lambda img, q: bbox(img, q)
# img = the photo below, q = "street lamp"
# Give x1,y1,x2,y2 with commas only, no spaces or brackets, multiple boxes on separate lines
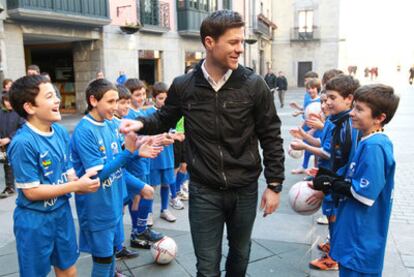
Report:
244,35,258,68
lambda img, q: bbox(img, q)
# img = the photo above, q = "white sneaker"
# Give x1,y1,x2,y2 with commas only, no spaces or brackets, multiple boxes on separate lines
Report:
147,213,153,227
177,190,189,201
316,216,329,225
170,198,185,210
182,180,189,193
160,209,176,222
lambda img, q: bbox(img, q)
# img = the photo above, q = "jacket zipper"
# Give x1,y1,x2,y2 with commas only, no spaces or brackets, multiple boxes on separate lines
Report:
215,92,228,188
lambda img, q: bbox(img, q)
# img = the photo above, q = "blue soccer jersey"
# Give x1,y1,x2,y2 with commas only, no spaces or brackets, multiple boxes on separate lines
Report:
146,106,174,170
7,123,73,212
317,119,334,169
71,114,132,232
330,133,395,274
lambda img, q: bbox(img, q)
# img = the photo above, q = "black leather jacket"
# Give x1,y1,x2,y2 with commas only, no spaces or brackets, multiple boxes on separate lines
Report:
138,62,285,189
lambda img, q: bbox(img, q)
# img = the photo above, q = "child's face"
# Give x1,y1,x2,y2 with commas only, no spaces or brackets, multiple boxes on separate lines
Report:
350,101,383,136
320,94,330,116
154,92,167,109
116,98,130,117
326,90,353,115
307,87,319,99
26,83,61,122
4,81,12,91
3,99,12,111
91,89,119,120
131,88,146,109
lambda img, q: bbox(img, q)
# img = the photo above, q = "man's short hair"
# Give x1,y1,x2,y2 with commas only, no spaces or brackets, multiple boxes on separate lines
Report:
304,71,319,79
200,10,245,46
354,84,400,126
124,78,146,94
9,75,49,118
85,79,117,111
152,82,168,98
322,69,343,86
27,64,40,74
116,84,131,100
325,75,360,98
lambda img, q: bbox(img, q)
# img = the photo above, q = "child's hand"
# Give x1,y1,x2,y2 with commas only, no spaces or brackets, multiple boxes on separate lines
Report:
124,131,139,153
290,139,305,150
119,119,143,134
138,138,163,158
306,190,324,206
153,133,175,146
170,132,185,142
306,117,324,130
305,167,318,177
0,137,11,146
76,171,100,194
292,110,303,117
289,127,304,139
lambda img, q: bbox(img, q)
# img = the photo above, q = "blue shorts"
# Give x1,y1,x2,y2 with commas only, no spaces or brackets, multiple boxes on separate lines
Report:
124,171,146,203
150,168,175,186
340,265,381,277
79,217,124,257
14,202,79,277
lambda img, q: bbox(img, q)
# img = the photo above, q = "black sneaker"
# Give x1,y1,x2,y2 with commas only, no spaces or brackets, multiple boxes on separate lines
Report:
130,228,164,249
115,246,139,260
0,188,15,199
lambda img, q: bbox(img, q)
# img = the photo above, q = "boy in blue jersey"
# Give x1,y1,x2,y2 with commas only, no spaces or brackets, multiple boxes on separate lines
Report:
7,75,100,277
310,74,360,271
292,78,322,174
313,84,399,277
290,71,319,117
113,85,165,250
71,79,139,276
147,82,179,222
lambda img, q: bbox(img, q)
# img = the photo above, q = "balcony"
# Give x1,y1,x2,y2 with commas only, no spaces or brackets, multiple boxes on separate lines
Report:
253,13,276,40
6,0,110,27
139,0,170,34
290,26,320,42
176,0,208,37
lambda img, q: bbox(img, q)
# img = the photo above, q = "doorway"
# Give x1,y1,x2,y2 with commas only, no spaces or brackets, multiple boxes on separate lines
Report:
297,61,312,87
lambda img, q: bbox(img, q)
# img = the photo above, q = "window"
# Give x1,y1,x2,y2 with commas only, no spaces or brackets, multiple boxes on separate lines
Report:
222,0,231,9
209,0,217,11
298,10,313,32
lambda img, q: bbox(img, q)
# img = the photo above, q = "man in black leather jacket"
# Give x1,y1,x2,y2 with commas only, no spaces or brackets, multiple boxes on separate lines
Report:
120,10,285,277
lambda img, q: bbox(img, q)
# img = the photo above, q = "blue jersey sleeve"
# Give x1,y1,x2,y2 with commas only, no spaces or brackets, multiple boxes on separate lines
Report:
8,139,40,189
350,144,386,206
72,127,105,173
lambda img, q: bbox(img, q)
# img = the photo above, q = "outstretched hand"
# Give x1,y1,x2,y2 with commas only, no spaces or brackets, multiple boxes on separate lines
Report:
138,138,164,158
119,119,144,134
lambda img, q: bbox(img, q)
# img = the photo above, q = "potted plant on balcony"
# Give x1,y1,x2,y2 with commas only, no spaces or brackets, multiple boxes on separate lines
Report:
120,21,142,34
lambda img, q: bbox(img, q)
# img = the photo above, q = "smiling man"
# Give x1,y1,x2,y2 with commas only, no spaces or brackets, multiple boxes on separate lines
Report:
120,10,285,276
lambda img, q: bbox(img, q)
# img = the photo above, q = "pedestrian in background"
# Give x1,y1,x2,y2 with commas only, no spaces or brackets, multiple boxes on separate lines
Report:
264,67,277,95
276,71,288,108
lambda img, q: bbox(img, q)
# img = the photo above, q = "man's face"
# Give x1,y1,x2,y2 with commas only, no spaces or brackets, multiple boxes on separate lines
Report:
27,83,61,122
205,27,244,70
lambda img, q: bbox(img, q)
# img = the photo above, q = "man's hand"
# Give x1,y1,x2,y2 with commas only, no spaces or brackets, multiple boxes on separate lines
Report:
76,171,100,194
260,189,281,217
119,119,144,134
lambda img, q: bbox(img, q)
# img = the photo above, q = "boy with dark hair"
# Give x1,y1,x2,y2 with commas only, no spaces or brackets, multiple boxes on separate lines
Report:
0,92,24,198
119,9,285,276
70,79,139,276
146,82,180,219
313,84,399,276
310,74,360,271
27,64,40,76
7,75,100,277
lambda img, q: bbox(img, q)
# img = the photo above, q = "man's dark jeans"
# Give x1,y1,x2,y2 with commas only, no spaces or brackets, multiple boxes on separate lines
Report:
189,181,258,277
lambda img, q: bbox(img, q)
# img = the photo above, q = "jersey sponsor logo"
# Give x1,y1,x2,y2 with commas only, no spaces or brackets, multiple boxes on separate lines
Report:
44,197,57,207
102,168,123,189
111,142,119,155
360,178,370,188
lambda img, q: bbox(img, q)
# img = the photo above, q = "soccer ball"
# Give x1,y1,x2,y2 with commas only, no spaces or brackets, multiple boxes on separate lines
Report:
288,146,304,159
151,236,177,264
288,181,322,215
305,102,322,120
